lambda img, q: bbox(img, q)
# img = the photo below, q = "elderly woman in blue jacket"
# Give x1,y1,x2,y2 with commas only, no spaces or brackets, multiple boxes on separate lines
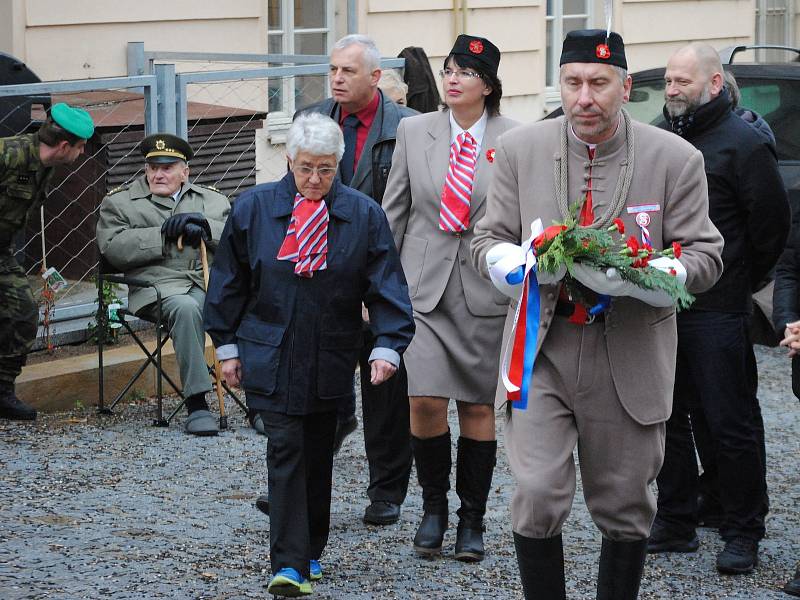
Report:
204,112,414,597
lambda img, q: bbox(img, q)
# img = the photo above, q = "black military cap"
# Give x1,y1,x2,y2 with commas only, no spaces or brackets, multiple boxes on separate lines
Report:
448,34,501,77
140,133,194,164
560,29,627,70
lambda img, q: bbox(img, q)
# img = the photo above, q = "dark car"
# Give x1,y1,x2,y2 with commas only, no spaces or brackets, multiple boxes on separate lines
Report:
546,45,800,212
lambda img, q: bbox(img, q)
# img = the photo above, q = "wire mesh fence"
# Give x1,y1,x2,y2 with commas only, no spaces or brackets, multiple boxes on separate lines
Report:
1,55,402,350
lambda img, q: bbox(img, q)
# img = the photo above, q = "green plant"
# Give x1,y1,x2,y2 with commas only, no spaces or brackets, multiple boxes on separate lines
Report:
88,279,123,345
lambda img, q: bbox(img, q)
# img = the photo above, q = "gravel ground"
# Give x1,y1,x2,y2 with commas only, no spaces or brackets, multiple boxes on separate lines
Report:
1,346,798,599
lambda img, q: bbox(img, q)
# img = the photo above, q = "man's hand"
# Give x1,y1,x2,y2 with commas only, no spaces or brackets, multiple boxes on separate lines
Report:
570,264,633,296
161,212,211,242
220,358,242,387
370,359,397,385
780,320,800,357
183,223,209,248
486,242,528,298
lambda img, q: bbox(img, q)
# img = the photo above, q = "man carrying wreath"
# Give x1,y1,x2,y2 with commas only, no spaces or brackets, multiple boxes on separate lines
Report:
471,30,723,599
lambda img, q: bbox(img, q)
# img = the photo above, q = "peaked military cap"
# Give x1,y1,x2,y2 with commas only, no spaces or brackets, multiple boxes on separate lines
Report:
560,29,627,70
448,35,501,77
140,133,194,164
50,103,95,139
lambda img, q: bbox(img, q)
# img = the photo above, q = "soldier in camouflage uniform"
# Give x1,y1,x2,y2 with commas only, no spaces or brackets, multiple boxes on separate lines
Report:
0,103,94,420
96,133,240,436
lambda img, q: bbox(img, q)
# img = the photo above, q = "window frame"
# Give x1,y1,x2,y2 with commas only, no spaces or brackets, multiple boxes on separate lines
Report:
545,0,594,108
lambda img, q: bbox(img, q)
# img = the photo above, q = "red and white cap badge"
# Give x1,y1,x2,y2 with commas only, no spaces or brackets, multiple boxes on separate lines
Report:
469,39,484,54
596,44,611,60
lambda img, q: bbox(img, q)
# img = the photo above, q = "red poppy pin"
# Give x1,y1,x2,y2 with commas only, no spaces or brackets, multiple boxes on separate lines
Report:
469,39,484,54
486,148,496,163
596,44,611,60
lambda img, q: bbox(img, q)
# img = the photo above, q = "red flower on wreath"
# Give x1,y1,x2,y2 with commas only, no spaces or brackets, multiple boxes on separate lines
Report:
625,236,640,256
534,225,568,250
486,148,496,163
672,241,682,259
613,218,625,234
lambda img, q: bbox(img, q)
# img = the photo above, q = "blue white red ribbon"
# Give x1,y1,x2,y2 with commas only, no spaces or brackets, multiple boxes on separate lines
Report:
500,219,544,411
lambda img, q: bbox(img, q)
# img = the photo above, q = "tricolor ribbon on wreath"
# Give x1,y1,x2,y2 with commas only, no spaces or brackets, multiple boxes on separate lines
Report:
486,219,545,411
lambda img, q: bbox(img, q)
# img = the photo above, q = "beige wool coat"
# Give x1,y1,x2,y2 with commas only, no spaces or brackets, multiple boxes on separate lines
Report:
471,114,724,425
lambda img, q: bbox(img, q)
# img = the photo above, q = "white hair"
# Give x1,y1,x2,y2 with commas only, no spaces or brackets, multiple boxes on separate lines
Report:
333,34,381,71
286,113,345,161
379,69,408,95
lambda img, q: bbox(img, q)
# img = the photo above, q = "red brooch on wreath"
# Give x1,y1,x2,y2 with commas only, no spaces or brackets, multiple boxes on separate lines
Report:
596,44,611,60
486,148,496,163
469,40,484,54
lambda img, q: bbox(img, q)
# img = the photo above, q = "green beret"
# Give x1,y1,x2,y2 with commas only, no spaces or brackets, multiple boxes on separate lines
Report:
50,103,95,140
140,133,194,163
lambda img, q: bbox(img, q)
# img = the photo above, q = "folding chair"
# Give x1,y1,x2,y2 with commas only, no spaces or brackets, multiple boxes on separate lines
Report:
96,254,247,427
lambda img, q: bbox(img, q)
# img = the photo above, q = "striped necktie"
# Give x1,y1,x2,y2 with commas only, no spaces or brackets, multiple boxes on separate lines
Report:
276,193,329,277
439,131,476,232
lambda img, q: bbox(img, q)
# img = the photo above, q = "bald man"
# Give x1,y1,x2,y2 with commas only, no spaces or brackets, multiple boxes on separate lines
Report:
650,43,789,574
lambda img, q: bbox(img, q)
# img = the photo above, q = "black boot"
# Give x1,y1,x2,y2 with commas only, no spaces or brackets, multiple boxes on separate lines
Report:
411,431,451,556
513,532,566,600
0,382,36,420
596,537,648,600
454,436,496,562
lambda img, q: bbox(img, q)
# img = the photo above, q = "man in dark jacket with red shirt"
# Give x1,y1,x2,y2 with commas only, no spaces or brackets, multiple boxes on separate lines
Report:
650,42,790,574
293,34,418,527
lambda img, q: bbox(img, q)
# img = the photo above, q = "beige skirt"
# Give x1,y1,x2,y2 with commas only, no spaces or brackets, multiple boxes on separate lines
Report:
404,263,505,404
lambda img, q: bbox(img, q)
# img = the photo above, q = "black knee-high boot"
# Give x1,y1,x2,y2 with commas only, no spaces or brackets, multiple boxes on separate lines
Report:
513,532,566,600
455,436,497,561
596,537,648,600
411,430,451,555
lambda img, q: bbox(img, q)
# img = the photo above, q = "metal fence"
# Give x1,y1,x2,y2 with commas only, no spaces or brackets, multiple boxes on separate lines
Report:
0,51,404,349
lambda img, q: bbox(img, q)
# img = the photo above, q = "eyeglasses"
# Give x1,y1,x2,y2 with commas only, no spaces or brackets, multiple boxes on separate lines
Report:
294,165,338,178
439,68,482,80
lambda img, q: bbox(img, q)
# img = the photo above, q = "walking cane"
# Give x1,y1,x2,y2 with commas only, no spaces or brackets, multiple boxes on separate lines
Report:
178,235,228,429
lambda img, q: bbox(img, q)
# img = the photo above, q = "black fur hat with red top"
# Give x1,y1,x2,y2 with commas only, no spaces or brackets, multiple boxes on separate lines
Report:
448,34,501,77
560,29,627,70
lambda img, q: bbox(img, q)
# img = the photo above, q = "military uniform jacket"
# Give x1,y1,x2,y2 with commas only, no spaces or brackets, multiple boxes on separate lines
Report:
0,133,53,256
472,114,724,425
96,175,231,314
203,173,415,415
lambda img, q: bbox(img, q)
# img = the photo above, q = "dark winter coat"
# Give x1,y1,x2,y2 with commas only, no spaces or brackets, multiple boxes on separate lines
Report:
203,173,414,415
662,89,790,313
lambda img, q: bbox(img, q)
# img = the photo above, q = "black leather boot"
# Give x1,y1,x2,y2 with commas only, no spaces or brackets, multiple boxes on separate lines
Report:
454,436,497,562
411,430,451,556
0,382,36,420
596,537,648,600
513,532,566,600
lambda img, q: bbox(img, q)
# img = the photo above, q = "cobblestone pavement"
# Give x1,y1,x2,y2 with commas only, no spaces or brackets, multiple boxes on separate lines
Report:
1,346,798,599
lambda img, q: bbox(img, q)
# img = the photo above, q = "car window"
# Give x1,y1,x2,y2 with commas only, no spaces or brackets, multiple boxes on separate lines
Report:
739,84,781,116
626,81,667,126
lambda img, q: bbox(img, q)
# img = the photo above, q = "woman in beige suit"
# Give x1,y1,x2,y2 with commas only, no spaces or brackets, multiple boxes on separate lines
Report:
382,34,518,562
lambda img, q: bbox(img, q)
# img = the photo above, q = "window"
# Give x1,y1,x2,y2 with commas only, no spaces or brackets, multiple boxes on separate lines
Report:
755,0,794,62
545,0,592,99
267,0,334,115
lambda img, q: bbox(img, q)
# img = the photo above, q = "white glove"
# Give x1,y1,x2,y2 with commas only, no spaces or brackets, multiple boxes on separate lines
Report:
648,256,687,285
535,263,566,285
620,256,686,307
569,263,634,296
487,243,527,299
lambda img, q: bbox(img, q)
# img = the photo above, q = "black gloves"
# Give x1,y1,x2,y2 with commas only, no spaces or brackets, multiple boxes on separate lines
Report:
161,212,211,248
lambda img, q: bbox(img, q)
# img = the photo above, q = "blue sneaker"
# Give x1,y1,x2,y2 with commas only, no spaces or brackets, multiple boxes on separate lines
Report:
267,567,312,597
309,559,322,581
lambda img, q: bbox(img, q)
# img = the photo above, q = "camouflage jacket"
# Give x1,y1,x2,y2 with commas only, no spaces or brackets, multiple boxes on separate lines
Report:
0,133,53,254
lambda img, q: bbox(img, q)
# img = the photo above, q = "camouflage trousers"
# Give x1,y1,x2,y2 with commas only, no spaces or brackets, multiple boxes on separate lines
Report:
0,257,37,384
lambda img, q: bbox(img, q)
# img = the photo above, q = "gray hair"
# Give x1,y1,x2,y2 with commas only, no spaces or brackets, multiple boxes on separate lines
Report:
379,69,408,102
333,34,381,71
723,69,740,108
286,113,345,161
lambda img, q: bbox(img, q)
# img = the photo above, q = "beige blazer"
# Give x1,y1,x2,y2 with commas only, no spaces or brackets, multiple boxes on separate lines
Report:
472,115,724,424
383,110,519,316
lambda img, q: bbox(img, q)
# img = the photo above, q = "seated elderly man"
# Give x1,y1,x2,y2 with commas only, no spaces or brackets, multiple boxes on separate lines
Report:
97,133,252,436
204,113,414,597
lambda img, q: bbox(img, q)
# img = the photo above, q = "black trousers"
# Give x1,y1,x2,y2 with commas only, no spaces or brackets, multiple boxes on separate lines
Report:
656,311,767,541
338,332,412,506
260,410,337,579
